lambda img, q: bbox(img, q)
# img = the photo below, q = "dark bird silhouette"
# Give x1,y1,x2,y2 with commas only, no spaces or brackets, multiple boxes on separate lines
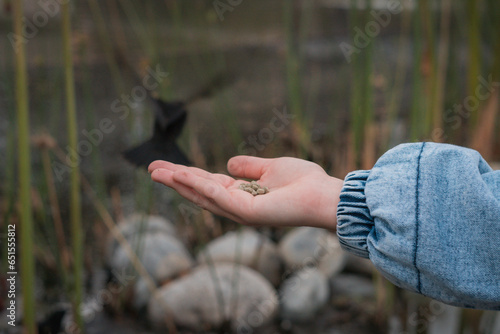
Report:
123,73,232,168
123,98,190,167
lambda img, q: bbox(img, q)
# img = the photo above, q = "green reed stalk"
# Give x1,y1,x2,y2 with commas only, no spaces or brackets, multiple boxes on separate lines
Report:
145,1,160,66
283,1,301,120
348,0,374,167
488,0,500,149
106,0,129,65
41,147,71,274
162,0,182,99
410,2,425,141
361,1,374,167
284,0,307,157
482,0,500,145
87,0,125,93
348,1,362,165
61,1,84,330
81,46,106,201
431,0,452,135
119,0,155,57
298,1,313,63
385,5,411,149
420,0,437,136
486,0,500,80
466,0,481,128
298,1,316,153
213,56,245,153
12,0,37,331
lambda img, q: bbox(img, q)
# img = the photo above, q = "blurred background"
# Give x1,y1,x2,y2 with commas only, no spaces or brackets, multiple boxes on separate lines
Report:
1,0,500,333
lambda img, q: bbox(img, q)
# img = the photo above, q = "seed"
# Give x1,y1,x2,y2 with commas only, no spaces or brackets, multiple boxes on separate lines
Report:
238,181,269,196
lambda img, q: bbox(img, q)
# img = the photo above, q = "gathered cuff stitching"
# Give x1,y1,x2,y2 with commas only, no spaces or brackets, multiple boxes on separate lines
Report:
336,170,374,259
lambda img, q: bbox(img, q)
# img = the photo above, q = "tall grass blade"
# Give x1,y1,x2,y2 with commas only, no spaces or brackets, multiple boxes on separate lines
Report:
87,0,126,93
284,0,308,157
12,0,37,331
40,145,71,273
410,2,425,141
349,0,374,168
61,1,84,330
118,0,155,57
466,0,481,128
420,0,437,136
360,0,374,168
431,0,452,137
385,4,411,149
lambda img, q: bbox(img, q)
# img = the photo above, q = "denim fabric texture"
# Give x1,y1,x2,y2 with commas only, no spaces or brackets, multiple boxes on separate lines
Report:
337,142,500,310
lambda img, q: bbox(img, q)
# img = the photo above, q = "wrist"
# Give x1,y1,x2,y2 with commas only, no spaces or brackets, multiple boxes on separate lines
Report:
315,175,343,232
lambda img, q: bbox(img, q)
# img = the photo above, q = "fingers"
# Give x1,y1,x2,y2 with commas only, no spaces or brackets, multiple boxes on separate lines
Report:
149,160,234,187
172,170,231,206
172,170,256,222
151,169,206,208
150,167,174,184
151,165,261,224
152,168,234,218
227,156,272,179
148,160,175,173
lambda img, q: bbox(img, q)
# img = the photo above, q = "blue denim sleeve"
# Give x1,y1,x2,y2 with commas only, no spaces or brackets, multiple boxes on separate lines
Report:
336,142,500,310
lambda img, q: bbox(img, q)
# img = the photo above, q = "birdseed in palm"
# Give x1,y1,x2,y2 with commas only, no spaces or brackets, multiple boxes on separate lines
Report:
238,181,269,196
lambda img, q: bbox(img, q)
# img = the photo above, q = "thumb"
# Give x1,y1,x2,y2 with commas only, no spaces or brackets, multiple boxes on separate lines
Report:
227,156,272,179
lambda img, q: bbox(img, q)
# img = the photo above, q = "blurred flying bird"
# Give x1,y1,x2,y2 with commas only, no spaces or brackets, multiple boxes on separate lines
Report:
123,98,190,167
122,73,232,168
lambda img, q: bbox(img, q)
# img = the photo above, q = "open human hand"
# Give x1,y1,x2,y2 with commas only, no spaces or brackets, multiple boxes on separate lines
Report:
149,156,343,230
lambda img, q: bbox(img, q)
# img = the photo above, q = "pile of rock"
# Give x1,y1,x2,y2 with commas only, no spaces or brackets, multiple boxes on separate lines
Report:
106,215,373,332
106,214,194,310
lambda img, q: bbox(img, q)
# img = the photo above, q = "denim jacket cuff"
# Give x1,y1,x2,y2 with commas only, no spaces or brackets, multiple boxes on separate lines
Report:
336,170,373,259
